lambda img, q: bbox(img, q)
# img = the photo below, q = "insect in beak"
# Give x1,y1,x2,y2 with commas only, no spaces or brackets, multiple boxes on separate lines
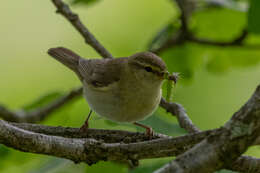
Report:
163,72,179,84
164,72,179,102
168,72,179,84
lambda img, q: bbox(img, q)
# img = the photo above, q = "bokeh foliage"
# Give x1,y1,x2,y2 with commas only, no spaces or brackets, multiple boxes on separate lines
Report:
0,0,260,173
248,0,260,34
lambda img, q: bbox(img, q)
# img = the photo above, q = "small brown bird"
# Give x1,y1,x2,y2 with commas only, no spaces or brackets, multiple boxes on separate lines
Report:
48,47,176,136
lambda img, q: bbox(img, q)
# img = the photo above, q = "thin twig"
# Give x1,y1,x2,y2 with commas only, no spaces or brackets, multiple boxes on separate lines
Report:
188,29,248,46
51,0,113,59
160,98,200,133
154,27,249,54
0,87,82,123
174,0,196,33
150,31,186,54
202,0,248,12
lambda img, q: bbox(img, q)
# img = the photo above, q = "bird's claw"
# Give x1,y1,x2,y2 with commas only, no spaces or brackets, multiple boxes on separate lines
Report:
145,127,154,139
79,122,89,133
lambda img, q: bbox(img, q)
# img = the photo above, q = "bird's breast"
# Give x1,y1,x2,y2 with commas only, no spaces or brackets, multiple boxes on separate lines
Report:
83,80,162,123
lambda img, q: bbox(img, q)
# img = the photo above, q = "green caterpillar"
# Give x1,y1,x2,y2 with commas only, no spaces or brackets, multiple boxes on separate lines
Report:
164,72,178,102
166,79,173,102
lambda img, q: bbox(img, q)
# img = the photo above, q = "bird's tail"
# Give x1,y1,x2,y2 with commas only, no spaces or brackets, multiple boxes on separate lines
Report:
48,47,83,80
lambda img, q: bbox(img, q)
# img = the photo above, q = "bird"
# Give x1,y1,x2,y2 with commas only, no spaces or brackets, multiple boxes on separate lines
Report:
48,47,177,136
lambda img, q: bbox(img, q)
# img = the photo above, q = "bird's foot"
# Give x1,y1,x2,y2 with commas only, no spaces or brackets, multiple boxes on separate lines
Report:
133,122,155,140
145,127,154,139
79,122,89,133
80,110,92,133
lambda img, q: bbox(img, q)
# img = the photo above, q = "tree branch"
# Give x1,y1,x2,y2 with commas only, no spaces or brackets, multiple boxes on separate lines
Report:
202,0,248,12
1,120,259,172
0,120,207,165
0,87,82,123
188,29,248,46
153,26,250,54
51,0,113,59
154,84,260,173
150,31,186,54
174,0,193,32
151,0,251,54
229,156,260,173
150,0,194,54
160,98,200,133
9,122,171,143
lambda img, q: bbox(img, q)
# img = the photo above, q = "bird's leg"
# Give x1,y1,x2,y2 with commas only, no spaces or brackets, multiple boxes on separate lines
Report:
133,122,154,138
80,110,93,132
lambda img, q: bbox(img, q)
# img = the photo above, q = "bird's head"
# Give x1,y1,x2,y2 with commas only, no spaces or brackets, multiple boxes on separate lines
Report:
128,52,168,87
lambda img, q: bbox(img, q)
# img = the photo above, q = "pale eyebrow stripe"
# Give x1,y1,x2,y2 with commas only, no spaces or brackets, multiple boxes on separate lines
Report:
132,61,163,77
135,61,161,71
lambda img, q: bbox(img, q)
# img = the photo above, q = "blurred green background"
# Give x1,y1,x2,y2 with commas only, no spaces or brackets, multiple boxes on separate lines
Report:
0,0,260,172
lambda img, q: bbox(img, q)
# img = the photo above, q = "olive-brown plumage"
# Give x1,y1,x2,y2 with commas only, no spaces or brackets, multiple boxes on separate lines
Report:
48,47,168,135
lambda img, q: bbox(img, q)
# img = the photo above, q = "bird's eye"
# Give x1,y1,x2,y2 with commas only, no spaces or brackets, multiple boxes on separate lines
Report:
144,66,152,72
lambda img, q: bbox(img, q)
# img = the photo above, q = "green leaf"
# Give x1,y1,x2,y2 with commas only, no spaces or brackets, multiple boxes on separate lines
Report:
166,79,173,102
71,0,100,5
104,119,119,127
129,160,170,173
159,8,260,75
139,114,186,136
191,8,260,73
0,145,10,158
22,91,63,111
85,161,126,173
191,8,246,39
205,46,260,73
29,158,69,173
206,51,231,73
161,44,204,80
248,0,260,34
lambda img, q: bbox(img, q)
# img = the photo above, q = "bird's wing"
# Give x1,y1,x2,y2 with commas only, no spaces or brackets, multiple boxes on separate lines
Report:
78,58,125,87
